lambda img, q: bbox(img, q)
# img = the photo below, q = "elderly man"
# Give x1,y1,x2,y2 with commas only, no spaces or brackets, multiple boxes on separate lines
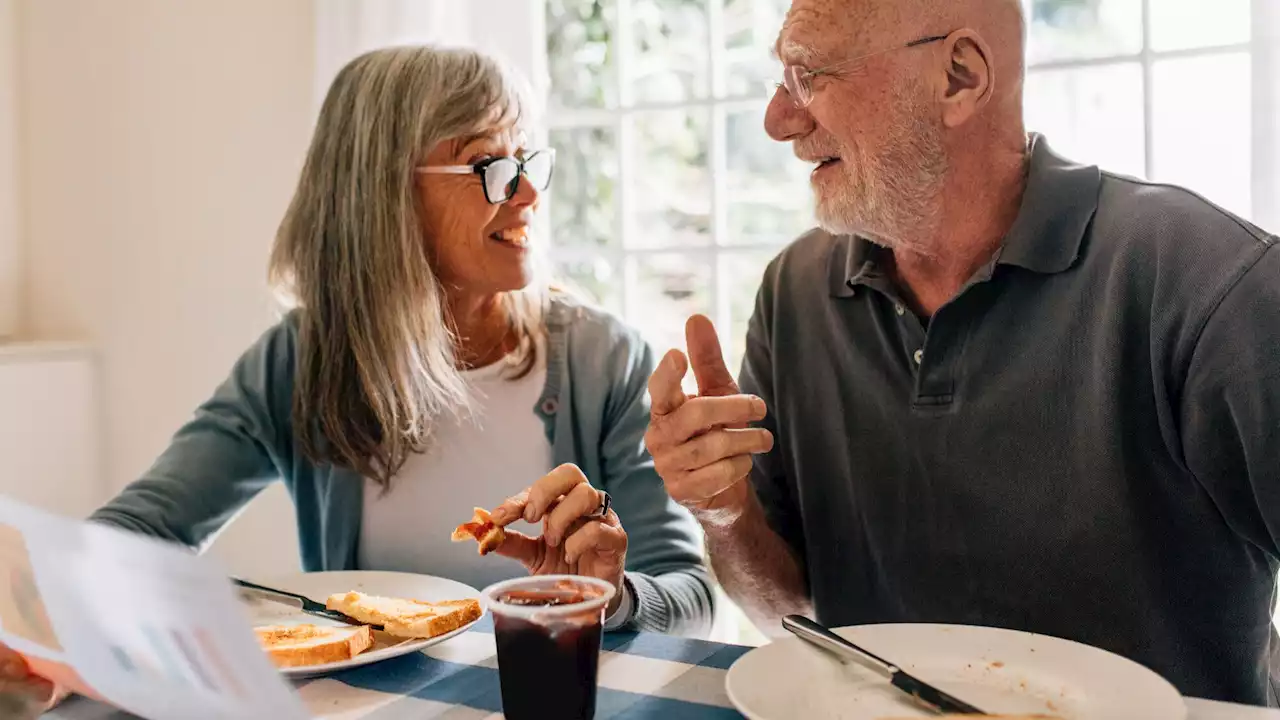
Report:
644,0,1280,708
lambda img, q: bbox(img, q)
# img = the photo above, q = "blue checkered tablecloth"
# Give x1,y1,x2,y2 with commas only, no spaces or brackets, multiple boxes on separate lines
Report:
44,616,1280,719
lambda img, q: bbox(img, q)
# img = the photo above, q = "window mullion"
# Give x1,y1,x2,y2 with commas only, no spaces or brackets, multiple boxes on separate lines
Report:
616,0,636,319
708,0,731,343
1140,0,1155,181
1253,0,1280,229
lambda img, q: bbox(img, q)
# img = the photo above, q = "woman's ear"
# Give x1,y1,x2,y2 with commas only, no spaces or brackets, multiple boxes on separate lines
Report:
938,29,995,128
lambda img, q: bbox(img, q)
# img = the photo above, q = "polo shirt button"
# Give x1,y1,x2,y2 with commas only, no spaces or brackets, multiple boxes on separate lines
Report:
541,398,559,415
895,304,906,316
913,349,923,365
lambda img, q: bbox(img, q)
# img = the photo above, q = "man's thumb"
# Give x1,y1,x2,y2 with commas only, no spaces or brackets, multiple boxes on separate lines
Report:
685,314,738,397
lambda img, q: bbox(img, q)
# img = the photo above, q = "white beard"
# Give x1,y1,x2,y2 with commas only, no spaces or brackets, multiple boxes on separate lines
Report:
812,87,948,255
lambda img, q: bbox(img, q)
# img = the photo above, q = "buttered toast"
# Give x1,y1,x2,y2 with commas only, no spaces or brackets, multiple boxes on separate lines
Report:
326,591,482,639
254,624,374,668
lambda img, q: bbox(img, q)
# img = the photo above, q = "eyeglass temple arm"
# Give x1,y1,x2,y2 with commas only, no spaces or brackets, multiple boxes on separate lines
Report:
415,166,475,175
806,33,952,78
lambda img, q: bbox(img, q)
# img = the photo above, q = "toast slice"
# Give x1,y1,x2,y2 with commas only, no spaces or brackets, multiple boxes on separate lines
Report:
254,623,374,668
451,507,506,555
326,591,482,639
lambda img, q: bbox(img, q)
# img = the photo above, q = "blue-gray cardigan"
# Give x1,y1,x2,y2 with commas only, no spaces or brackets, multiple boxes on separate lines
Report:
91,295,715,636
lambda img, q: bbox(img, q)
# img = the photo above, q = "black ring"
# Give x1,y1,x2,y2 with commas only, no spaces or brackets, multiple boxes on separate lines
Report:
589,490,612,519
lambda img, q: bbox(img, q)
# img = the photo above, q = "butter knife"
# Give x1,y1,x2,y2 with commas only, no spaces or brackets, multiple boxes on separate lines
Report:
233,577,383,631
782,614,987,715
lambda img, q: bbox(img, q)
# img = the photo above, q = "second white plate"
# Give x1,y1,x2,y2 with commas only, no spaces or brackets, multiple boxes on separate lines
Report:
725,622,1186,719
239,570,483,679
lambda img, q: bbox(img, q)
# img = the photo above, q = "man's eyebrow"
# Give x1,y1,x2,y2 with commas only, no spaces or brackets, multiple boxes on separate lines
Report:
777,38,822,66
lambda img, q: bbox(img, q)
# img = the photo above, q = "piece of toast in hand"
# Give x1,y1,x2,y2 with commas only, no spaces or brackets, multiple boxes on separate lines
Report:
254,623,374,668
451,507,505,555
326,591,482,639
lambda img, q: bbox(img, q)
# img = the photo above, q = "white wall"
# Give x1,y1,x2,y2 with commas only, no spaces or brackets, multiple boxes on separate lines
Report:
17,0,315,576
0,345,99,517
0,0,20,338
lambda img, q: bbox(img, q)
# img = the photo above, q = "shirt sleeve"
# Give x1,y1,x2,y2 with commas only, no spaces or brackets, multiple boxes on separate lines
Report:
1179,242,1280,556
738,261,808,568
88,320,296,551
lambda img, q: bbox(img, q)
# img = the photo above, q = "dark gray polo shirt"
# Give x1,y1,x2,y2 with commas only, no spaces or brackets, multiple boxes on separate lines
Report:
741,133,1280,706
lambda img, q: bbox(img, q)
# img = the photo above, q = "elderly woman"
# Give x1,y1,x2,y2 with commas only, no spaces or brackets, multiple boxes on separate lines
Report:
96,45,713,630
1,50,713,710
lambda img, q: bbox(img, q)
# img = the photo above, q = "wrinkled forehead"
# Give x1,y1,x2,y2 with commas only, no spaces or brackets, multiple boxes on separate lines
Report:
774,0,889,65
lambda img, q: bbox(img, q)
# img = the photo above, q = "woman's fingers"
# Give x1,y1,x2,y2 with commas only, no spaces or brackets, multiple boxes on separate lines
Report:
488,489,530,527
562,514,626,566
543,482,605,547
521,464,590,523
489,529,544,570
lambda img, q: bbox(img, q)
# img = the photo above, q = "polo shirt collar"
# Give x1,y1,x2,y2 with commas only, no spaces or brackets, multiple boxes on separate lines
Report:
829,133,1102,297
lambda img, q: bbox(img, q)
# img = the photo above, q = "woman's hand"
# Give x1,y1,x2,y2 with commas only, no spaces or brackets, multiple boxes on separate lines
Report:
0,642,65,719
489,464,628,615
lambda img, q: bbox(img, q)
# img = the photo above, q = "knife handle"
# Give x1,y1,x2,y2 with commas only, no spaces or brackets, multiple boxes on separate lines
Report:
232,577,314,608
781,614,894,677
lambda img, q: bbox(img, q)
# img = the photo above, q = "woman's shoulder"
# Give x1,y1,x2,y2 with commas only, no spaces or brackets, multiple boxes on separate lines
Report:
548,292,650,352
547,291,656,377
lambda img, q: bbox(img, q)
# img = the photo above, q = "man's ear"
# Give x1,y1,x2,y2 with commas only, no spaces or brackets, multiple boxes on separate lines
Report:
938,29,995,128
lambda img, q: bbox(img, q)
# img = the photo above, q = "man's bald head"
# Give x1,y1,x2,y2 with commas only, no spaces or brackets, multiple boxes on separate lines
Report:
777,0,1026,95
766,0,1030,249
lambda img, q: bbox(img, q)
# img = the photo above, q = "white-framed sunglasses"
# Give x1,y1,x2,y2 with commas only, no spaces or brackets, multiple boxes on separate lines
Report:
416,149,556,205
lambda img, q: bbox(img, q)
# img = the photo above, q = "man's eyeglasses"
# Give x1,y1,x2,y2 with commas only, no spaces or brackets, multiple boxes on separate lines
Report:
781,33,951,109
416,149,556,205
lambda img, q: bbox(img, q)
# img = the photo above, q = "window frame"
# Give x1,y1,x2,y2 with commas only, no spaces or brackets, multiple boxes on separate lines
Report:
538,0,1278,371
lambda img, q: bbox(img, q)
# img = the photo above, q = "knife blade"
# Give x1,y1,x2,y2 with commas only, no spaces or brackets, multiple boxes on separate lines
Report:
782,614,988,715
233,577,382,631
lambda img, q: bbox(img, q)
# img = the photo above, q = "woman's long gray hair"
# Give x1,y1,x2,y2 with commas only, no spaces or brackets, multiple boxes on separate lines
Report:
269,45,545,488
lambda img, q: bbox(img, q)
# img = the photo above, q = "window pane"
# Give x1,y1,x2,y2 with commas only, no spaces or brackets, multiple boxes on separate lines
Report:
1150,0,1249,51
632,0,710,104
547,0,617,109
629,254,713,392
1024,63,1145,179
1152,53,1252,220
726,106,814,244
1025,0,1142,65
724,0,789,98
632,111,712,248
554,256,622,312
724,250,778,377
549,126,618,251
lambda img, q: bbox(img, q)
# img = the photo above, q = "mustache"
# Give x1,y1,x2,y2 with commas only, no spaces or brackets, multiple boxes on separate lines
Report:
793,141,845,163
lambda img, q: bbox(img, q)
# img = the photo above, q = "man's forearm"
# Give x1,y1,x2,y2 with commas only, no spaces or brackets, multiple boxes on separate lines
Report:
701,493,811,635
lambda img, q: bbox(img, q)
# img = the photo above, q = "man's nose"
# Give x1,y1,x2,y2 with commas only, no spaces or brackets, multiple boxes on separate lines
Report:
764,84,816,142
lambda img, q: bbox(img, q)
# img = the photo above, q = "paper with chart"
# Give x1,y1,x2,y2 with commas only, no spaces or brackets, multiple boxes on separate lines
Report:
0,495,308,720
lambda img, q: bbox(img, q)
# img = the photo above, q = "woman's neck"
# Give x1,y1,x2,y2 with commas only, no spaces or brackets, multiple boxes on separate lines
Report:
447,292,514,369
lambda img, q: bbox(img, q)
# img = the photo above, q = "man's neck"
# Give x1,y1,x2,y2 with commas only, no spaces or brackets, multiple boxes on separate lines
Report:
889,136,1030,317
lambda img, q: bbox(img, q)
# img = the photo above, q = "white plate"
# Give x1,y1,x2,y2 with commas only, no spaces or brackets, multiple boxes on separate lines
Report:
725,623,1186,719
239,570,483,679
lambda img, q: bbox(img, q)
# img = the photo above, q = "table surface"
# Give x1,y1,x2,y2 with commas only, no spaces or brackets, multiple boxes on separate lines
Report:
45,617,1280,720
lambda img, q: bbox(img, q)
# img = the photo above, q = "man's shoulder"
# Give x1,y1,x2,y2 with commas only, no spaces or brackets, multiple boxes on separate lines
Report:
1094,172,1275,263
758,227,847,295
1088,173,1277,355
